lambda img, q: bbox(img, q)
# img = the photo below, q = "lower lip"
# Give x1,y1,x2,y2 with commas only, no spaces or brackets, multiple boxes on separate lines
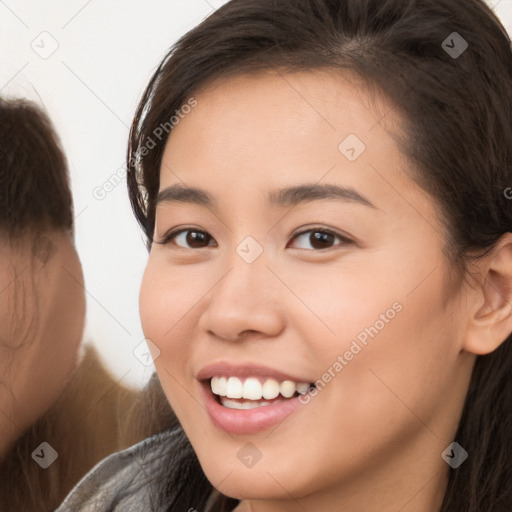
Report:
201,381,305,435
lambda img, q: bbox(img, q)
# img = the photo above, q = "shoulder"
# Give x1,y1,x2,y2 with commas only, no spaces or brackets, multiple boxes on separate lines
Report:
55,426,183,512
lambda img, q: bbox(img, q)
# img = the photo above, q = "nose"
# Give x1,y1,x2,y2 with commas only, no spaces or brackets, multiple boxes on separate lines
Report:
198,252,286,342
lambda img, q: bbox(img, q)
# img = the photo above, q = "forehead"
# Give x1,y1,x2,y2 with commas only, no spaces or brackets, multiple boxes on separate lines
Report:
158,69,423,214
164,69,387,159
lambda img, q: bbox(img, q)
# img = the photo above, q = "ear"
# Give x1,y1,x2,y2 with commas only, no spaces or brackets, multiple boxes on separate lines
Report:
464,233,512,355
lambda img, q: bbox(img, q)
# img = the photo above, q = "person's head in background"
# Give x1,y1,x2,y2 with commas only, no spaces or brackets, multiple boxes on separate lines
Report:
0,98,86,458
0,97,167,512
127,0,512,510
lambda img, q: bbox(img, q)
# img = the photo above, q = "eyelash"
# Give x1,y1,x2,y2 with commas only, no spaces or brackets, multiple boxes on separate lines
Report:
157,226,352,251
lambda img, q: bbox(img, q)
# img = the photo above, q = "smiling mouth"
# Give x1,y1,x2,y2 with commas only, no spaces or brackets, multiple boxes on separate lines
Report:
209,376,315,410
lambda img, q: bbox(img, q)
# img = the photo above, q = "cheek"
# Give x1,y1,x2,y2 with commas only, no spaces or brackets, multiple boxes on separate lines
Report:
139,260,199,395
139,266,202,428
0,271,36,349
139,260,194,343
286,253,460,445
314,265,461,444
48,262,86,359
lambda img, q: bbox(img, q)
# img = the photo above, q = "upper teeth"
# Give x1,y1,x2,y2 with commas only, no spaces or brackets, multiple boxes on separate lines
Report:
211,376,311,400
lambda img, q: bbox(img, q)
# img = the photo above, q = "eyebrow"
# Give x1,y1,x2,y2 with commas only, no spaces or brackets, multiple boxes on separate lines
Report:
156,183,377,210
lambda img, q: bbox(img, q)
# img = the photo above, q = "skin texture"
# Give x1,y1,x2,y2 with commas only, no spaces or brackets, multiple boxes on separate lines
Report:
0,232,86,458
139,70,512,512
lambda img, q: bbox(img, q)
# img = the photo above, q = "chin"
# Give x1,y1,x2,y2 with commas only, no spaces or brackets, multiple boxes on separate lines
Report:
212,476,290,501
198,455,315,501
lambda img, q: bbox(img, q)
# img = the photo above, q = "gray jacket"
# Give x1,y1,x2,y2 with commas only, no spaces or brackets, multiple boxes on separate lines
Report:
55,428,179,512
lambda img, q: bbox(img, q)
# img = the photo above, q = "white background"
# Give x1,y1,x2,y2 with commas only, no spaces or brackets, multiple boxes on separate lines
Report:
1,0,511,389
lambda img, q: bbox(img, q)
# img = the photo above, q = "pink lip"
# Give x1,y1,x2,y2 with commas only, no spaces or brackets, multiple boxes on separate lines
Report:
196,361,313,435
196,361,312,383
200,381,305,435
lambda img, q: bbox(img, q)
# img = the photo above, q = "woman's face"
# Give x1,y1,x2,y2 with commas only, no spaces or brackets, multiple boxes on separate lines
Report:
140,71,476,507
0,232,85,457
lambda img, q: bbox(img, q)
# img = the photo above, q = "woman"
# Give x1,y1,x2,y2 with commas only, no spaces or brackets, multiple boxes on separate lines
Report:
57,0,512,510
0,99,158,511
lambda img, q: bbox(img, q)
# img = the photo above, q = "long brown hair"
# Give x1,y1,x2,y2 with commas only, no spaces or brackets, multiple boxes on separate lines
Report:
0,98,73,237
126,0,512,510
0,99,144,511
0,345,141,511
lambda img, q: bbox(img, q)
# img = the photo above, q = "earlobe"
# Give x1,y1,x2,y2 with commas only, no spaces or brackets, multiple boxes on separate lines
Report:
464,233,512,355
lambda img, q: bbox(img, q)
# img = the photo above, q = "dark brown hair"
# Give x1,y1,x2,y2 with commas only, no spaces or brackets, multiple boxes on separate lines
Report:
0,99,144,511
126,0,512,510
0,98,73,237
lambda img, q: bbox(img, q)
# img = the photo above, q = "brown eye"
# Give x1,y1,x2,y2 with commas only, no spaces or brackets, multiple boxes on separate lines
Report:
289,229,350,250
184,230,212,248
163,229,216,248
